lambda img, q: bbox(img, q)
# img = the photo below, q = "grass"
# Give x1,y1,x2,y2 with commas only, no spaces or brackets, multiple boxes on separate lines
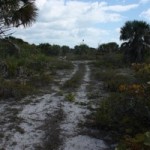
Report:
63,63,85,90
0,79,35,99
65,93,75,102
93,68,134,92
93,53,124,69
87,91,101,99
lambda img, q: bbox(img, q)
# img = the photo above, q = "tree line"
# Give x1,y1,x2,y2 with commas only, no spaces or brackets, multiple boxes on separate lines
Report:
0,1,150,63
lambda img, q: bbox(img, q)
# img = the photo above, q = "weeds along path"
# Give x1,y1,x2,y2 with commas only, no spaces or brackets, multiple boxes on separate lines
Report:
0,62,78,150
59,61,108,150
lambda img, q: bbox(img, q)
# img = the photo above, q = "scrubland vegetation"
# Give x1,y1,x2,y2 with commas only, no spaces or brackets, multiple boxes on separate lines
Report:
0,37,74,99
0,17,150,149
90,53,150,149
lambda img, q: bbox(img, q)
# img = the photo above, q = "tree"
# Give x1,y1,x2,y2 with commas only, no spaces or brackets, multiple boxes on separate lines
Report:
120,20,150,63
0,0,38,37
61,45,70,56
51,45,61,56
98,42,119,54
38,43,52,55
74,44,89,55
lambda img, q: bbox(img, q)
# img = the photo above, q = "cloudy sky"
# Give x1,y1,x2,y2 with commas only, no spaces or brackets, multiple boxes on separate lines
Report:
13,0,150,48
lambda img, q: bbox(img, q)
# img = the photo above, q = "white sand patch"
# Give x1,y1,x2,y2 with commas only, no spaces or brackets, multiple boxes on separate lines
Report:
61,101,87,136
63,135,108,150
2,94,62,150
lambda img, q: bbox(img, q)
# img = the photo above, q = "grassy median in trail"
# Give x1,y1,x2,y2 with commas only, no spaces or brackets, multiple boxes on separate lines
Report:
63,63,86,91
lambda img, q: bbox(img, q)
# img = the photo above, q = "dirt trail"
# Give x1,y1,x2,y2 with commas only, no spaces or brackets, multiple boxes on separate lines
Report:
0,61,108,150
60,62,108,150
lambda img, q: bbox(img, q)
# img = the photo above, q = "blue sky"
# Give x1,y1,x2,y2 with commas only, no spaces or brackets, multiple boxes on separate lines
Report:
13,0,150,48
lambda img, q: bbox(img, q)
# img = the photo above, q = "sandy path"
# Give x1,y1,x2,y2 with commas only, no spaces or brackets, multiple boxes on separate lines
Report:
0,61,108,150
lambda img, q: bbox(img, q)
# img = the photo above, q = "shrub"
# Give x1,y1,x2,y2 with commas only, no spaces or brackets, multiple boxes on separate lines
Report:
93,53,124,68
96,84,150,136
94,69,132,92
117,132,150,150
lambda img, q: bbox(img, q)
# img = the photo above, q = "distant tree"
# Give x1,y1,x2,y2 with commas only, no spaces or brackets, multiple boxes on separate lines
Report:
0,0,38,37
98,42,119,53
51,45,61,56
5,36,28,44
61,45,70,56
74,44,89,55
38,43,52,55
120,20,150,63
89,47,97,55
74,45,80,55
38,44,61,56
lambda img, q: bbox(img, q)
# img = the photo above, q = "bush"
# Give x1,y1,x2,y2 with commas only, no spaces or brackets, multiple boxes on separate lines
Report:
93,53,124,68
94,69,132,92
95,83,150,136
134,64,150,83
117,132,150,150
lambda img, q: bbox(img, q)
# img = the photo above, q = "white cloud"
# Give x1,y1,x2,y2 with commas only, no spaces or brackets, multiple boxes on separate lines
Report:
14,0,139,47
115,27,121,33
35,0,47,9
139,0,150,4
140,9,150,21
103,4,139,12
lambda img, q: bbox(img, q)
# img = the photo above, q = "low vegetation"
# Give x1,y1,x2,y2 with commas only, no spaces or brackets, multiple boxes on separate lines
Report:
0,37,73,99
0,19,150,149
65,93,75,102
90,52,150,149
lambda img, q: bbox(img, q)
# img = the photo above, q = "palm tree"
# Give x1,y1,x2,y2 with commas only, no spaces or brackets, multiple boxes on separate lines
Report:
0,0,38,56
120,20,150,63
0,0,38,36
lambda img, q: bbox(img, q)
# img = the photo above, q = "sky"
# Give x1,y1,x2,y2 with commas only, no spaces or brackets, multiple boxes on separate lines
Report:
13,0,150,48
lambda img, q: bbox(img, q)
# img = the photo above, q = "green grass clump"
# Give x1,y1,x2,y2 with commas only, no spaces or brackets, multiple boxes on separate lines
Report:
65,93,75,102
